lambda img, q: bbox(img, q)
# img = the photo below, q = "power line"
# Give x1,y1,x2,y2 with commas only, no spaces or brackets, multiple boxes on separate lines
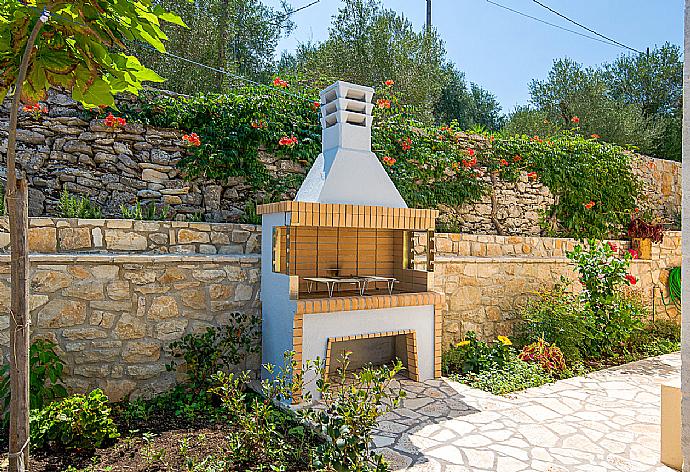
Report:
530,0,642,54
485,0,634,52
271,0,320,24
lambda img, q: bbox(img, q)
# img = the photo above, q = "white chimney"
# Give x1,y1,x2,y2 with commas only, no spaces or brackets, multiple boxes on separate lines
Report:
295,81,408,208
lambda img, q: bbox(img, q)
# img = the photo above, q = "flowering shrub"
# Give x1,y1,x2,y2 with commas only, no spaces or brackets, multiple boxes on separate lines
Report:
22,102,48,119
442,332,513,375
125,82,641,233
182,132,201,146
104,112,126,129
567,240,645,356
278,135,298,147
518,339,566,374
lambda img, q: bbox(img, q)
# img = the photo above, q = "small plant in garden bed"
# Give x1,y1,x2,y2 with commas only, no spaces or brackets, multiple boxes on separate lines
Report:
0,339,68,423
121,200,171,221
58,188,103,219
628,216,665,243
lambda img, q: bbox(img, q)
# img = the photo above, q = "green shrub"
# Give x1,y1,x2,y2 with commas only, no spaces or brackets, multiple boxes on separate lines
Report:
120,200,170,220
568,240,645,356
0,339,68,422
30,389,119,450
625,320,680,358
442,331,513,375
300,352,406,471
57,188,102,219
455,357,554,395
516,285,587,363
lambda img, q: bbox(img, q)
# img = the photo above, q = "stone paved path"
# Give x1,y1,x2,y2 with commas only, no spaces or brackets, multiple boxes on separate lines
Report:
374,353,680,471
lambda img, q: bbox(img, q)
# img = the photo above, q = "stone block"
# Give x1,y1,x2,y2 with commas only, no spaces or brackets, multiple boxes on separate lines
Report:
123,341,161,363
104,230,147,250
62,327,108,340
155,319,188,341
58,227,92,250
28,226,57,252
178,229,210,244
62,281,105,300
37,299,87,328
148,295,179,320
32,270,72,293
180,288,207,309
106,280,131,300
115,314,147,339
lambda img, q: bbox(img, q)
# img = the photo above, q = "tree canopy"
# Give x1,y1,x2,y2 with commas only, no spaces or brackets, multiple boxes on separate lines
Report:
503,44,682,161
0,0,184,107
131,0,294,94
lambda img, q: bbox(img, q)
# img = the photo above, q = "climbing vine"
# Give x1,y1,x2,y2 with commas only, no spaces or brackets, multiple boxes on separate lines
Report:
126,80,642,239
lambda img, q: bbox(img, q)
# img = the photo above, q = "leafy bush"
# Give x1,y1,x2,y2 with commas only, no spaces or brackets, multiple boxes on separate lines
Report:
167,313,261,390
442,332,513,375
518,339,566,375
516,284,587,363
455,357,554,395
0,339,68,422
126,85,642,238
568,240,645,356
120,200,170,220
57,188,102,219
30,389,119,450
301,353,406,471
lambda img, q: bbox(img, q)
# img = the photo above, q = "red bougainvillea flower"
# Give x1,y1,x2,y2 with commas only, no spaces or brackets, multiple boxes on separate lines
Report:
628,248,639,259
382,156,396,166
571,116,580,124
591,134,601,139
278,135,298,147
527,171,538,180
625,274,637,285
500,159,509,166
116,117,126,127
384,79,395,86
376,99,391,109
312,101,320,111
513,154,522,162
272,77,289,88
607,241,618,252
467,148,475,157
583,201,596,209
22,103,48,119
400,137,412,151
182,132,201,146
440,125,450,132
461,157,477,169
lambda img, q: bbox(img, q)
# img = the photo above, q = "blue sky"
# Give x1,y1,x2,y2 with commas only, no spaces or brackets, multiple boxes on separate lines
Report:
264,0,683,113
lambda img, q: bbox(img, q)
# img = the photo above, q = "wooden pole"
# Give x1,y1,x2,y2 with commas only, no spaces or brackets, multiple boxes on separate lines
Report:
7,11,48,472
682,3,690,470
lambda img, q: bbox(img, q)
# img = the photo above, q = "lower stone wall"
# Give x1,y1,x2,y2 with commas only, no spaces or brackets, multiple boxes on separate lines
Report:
0,253,261,401
433,232,681,346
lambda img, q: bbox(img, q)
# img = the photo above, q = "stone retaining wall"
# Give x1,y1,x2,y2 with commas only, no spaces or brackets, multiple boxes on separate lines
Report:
0,253,261,400
0,217,261,255
1,90,681,235
0,90,304,221
432,232,682,346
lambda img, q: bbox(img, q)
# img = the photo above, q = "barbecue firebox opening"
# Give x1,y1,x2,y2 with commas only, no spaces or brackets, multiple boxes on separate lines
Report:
325,330,419,382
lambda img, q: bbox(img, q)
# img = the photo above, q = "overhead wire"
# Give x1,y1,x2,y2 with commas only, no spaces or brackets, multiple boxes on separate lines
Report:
530,0,642,54
484,0,638,52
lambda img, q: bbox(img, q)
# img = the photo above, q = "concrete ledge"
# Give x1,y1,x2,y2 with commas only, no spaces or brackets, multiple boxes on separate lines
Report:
0,253,261,264
435,255,654,264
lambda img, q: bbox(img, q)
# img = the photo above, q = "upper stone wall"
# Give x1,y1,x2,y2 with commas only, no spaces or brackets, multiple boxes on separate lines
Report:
0,90,305,222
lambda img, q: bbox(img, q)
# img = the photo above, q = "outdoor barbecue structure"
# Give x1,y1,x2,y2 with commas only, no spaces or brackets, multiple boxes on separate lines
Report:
258,81,443,400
